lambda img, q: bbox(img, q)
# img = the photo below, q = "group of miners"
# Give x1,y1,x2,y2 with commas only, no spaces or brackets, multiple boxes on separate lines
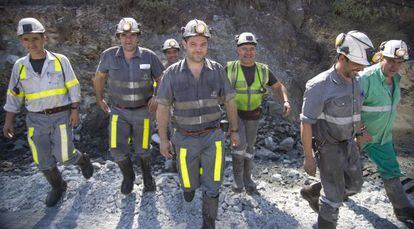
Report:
2,16,413,229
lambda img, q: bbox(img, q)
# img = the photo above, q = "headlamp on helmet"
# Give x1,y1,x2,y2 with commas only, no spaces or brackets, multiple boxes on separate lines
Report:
17,18,45,36
235,32,258,46
182,19,211,39
380,40,409,61
116,17,141,36
335,31,376,66
162,38,180,51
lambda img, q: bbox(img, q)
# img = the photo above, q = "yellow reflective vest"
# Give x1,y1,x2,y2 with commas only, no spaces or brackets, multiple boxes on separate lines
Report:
4,50,80,113
227,60,269,111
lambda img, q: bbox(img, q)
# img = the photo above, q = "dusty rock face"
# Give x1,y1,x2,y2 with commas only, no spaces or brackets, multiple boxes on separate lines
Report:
0,0,412,173
394,61,414,152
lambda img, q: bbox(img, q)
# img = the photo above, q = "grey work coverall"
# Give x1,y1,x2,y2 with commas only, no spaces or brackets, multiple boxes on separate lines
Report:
97,46,164,161
157,58,235,197
300,66,364,223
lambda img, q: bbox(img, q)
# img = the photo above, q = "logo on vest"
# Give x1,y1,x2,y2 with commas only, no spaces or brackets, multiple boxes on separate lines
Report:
211,90,218,98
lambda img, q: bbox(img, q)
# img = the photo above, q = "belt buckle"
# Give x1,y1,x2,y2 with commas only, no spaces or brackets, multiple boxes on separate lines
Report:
44,109,53,115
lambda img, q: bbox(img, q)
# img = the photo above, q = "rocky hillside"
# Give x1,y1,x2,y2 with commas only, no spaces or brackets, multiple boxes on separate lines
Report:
0,1,413,228
0,0,413,164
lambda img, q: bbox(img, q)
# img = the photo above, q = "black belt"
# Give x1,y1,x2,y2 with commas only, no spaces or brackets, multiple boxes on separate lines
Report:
115,104,146,110
178,126,219,136
34,104,71,115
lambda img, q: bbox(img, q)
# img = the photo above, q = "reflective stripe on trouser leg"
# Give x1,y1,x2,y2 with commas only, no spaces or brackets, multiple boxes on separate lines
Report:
59,124,69,162
214,141,222,181
28,127,38,164
142,118,150,149
179,148,191,188
111,115,118,148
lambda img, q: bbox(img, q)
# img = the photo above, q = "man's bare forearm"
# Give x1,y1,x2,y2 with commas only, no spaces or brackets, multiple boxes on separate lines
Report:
156,104,170,141
272,82,289,102
224,98,238,131
300,122,313,159
93,72,107,100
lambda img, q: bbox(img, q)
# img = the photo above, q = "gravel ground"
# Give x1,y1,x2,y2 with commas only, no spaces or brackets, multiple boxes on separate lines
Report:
0,152,413,229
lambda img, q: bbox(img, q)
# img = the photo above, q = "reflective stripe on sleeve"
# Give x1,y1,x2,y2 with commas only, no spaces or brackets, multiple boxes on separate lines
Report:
142,118,150,149
214,141,222,182
199,167,203,175
361,105,393,112
25,88,68,100
111,115,118,148
65,79,79,88
28,127,38,164
59,124,69,162
179,148,191,188
317,113,360,125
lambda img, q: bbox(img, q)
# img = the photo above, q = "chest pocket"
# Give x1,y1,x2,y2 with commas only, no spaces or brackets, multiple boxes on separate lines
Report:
108,61,121,76
173,78,191,100
206,74,222,99
325,95,353,117
139,64,151,81
47,71,64,86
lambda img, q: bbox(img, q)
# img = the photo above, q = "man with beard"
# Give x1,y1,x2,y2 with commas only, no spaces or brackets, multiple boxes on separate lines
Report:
156,19,239,228
300,31,375,228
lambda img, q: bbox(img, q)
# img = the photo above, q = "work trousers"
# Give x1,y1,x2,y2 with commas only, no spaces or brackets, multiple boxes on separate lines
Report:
172,129,224,197
316,140,363,223
231,118,259,159
109,106,152,161
26,110,81,171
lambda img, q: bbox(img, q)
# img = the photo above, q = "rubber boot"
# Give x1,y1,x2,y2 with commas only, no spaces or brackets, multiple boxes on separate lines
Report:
139,156,156,192
244,158,259,195
42,167,67,207
394,207,414,223
117,157,135,195
183,190,195,202
202,192,219,229
77,153,94,179
384,178,414,222
300,182,322,213
317,215,336,229
231,155,244,193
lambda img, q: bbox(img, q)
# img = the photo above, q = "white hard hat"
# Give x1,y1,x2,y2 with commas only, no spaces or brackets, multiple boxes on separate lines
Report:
335,30,375,66
380,40,409,60
182,19,211,39
116,17,141,35
162,39,180,51
235,32,257,46
17,18,45,36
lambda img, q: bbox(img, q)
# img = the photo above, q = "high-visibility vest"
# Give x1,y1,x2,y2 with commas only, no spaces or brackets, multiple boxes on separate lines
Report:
227,60,269,111
9,53,78,100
